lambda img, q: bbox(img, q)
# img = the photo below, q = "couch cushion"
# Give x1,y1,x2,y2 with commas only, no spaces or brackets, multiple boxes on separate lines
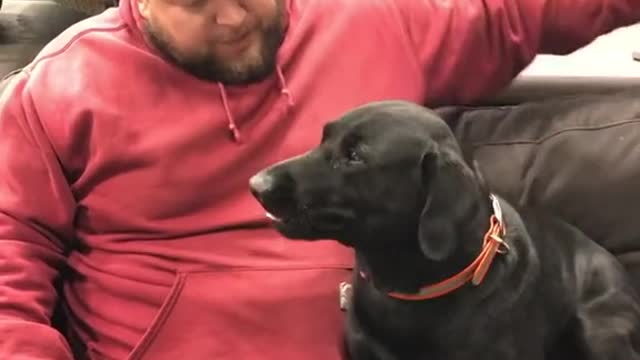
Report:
0,0,87,78
442,88,640,287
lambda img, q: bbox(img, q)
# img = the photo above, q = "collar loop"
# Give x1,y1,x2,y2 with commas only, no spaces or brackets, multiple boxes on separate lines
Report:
363,194,509,301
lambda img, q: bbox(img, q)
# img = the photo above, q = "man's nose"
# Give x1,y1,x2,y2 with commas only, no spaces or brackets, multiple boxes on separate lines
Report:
215,0,247,27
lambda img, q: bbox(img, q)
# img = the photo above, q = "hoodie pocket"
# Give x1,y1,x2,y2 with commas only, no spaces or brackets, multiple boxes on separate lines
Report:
126,266,352,360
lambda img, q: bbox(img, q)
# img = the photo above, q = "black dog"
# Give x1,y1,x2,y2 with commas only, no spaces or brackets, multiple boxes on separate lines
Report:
249,100,640,359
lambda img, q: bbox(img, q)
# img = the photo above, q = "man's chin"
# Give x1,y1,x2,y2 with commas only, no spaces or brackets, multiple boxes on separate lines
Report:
220,63,276,85
177,58,275,85
145,31,275,84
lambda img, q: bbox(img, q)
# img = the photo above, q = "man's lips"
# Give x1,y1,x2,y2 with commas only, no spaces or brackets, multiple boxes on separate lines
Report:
218,31,254,53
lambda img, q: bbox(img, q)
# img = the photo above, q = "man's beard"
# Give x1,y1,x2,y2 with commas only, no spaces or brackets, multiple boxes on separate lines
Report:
142,10,285,85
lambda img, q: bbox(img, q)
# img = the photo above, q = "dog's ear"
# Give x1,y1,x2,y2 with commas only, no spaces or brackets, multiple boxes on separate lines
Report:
417,146,459,261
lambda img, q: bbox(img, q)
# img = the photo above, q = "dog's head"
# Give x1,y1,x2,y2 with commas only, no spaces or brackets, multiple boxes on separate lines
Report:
249,100,489,261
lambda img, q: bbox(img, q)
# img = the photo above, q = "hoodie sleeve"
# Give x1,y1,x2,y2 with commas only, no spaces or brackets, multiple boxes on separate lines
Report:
0,72,75,359
394,0,640,105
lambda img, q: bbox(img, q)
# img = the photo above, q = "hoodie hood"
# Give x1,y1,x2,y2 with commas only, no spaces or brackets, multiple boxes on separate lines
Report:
118,0,296,143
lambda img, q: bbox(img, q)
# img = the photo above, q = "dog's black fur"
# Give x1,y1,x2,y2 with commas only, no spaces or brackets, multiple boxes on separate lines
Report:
249,100,640,360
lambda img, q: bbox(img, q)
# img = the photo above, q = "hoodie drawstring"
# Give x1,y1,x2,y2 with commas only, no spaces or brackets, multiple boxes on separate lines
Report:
217,65,294,143
217,83,242,142
276,66,294,107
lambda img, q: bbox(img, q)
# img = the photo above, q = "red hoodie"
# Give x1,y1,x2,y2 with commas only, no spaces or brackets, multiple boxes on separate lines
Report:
0,0,638,359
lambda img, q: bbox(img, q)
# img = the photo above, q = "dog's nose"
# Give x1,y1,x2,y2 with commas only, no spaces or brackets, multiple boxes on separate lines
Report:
249,170,297,216
249,172,275,200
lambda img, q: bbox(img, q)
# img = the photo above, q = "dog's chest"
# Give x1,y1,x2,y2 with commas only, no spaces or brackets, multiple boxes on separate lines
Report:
421,342,543,360
351,294,548,360
358,325,545,360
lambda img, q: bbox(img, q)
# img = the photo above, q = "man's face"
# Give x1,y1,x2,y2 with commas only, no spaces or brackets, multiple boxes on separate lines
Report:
137,0,287,84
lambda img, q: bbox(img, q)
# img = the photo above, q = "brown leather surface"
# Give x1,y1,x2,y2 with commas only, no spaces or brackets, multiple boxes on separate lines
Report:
442,88,640,291
0,0,87,78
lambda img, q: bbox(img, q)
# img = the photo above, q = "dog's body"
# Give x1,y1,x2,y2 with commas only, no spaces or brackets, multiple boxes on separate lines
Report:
347,202,638,359
249,100,640,359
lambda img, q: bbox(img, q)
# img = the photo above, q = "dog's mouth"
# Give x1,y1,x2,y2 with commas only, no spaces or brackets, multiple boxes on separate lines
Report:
263,206,356,240
265,211,282,222
248,171,356,239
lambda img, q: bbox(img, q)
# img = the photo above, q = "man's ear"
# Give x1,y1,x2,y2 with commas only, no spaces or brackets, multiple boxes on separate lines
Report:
417,146,458,261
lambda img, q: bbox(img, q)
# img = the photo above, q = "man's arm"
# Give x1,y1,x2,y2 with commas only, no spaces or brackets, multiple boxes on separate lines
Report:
0,72,76,359
394,0,640,105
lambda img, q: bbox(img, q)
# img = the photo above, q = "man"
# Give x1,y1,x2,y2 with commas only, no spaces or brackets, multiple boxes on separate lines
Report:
0,0,638,358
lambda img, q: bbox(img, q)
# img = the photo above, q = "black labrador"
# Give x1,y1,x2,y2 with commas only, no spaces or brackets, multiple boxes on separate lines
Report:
249,100,640,360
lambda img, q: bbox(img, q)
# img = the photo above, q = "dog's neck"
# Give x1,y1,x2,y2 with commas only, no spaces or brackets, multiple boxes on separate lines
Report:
356,191,506,296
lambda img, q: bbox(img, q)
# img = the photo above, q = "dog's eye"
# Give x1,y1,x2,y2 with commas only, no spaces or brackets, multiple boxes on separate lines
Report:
346,147,363,164
340,133,365,166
